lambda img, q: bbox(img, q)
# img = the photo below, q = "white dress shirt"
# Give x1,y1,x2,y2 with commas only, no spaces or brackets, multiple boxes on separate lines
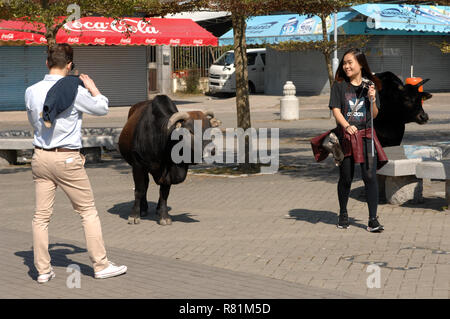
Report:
25,74,109,149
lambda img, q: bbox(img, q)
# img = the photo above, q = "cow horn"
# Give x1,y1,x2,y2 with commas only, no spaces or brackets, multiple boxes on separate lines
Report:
167,112,190,130
414,78,430,88
210,118,222,128
205,111,221,127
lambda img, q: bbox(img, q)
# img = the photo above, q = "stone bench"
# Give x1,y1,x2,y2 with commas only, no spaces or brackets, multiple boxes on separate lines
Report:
0,136,116,166
376,145,443,205
416,159,450,210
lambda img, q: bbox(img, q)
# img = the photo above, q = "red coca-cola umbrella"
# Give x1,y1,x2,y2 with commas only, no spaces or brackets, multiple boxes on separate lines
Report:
0,19,45,42
0,17,217,46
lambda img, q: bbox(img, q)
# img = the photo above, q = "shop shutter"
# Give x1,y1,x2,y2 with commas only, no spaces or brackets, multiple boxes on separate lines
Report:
0,46,47,111
73,46,147,106
412,35,450,92
362,36,411,81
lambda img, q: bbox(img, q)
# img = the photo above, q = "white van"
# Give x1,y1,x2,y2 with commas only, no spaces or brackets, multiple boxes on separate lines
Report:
208,48,266,94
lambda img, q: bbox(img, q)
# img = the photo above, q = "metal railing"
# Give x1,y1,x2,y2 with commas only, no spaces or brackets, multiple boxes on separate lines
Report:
171,46,229,78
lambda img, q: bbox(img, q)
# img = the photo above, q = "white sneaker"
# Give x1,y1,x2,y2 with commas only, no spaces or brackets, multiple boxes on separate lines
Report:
37,268,55,283
94,262,127,279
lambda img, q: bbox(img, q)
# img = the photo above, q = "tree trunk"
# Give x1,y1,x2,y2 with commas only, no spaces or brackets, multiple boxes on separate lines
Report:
232,13,251,131
320,14,334,88
232,12,254,171
45,27,58,49
46,35,56,49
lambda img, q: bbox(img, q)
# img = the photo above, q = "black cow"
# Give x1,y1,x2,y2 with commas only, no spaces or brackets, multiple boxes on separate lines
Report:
374,71,432,147
118,95,221,225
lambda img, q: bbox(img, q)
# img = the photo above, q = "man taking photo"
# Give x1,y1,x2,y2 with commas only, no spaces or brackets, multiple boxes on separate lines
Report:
25,43,127,283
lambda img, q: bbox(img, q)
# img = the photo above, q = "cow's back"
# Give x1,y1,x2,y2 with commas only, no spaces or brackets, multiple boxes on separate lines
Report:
119,100,150,165
374,72,407,147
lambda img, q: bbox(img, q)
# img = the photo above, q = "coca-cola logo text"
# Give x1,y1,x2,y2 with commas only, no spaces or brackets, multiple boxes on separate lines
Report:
94,37,106,44
64,18,159,35
1,33,14,40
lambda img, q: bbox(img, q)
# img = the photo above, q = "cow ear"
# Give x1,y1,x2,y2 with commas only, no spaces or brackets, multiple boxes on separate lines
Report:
421,92,432,101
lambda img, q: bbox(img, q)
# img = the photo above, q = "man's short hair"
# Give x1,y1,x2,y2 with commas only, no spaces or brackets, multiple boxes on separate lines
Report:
47,44,73,69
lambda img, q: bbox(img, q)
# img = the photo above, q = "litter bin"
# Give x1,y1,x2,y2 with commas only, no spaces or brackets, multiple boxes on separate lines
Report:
406,77,424,105
405,77,424,92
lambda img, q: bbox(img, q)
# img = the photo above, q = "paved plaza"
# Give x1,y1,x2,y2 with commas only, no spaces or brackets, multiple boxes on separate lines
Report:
0,93,449,299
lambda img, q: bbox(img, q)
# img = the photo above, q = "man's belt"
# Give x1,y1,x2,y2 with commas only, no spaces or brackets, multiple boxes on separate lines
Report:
35,146,80,152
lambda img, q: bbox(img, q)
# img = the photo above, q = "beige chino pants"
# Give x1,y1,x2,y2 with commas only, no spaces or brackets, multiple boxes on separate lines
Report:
31,148,109,275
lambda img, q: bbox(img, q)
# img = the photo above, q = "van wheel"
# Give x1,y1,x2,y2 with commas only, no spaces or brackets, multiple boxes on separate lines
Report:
248,81,256,94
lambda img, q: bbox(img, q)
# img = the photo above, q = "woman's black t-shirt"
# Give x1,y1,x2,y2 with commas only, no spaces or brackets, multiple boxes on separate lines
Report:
328,80,380,130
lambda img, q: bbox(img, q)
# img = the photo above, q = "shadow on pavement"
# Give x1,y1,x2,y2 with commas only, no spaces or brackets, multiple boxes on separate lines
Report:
85,157,130,174
108,201,200,224
349,186,368,202
15,243,92,280
0,167,31,175
286,208,368,230
277,153,340,183
401,197,448,211
350,185,447,211
402,130,450,145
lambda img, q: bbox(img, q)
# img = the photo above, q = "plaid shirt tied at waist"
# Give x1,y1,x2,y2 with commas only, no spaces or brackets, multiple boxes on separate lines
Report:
311,126,388,170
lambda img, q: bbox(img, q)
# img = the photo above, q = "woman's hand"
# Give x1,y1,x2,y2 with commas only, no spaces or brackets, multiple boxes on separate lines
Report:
345,125,358,135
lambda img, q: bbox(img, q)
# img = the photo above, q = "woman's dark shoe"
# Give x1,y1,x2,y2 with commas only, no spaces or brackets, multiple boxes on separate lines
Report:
367,217,384,232
337,213,350,229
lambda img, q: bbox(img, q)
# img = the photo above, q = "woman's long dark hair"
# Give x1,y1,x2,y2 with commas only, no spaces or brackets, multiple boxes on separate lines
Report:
335,48,382,91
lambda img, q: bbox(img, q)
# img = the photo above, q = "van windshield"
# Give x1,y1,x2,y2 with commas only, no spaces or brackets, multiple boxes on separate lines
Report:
214,52,234,66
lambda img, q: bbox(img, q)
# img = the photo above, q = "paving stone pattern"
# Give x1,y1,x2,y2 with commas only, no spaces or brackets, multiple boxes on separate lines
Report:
0,93,449,299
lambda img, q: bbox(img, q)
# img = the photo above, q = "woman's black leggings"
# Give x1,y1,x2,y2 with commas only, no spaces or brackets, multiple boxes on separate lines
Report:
338,138,378,219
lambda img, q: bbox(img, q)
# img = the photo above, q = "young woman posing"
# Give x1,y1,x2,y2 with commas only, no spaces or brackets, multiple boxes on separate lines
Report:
329,48,388,232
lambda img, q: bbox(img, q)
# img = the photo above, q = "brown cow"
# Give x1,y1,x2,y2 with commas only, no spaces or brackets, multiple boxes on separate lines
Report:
118,95,221,225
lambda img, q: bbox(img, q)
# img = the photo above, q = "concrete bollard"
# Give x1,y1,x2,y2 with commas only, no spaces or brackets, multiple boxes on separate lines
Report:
280,81,299,120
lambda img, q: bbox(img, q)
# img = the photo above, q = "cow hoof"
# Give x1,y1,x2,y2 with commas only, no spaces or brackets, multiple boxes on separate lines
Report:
128,216,140,224
158,218,172,226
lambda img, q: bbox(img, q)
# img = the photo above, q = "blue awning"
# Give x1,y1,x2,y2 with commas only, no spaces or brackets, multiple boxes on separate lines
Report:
351,3,450,34
219,11,358,46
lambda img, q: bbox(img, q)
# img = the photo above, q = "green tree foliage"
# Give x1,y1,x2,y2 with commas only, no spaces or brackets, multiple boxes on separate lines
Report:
0,0,143,47
431,40,450,54
185,65,200,93
274,0,368,87
205,0,285,171
205,1,283,133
